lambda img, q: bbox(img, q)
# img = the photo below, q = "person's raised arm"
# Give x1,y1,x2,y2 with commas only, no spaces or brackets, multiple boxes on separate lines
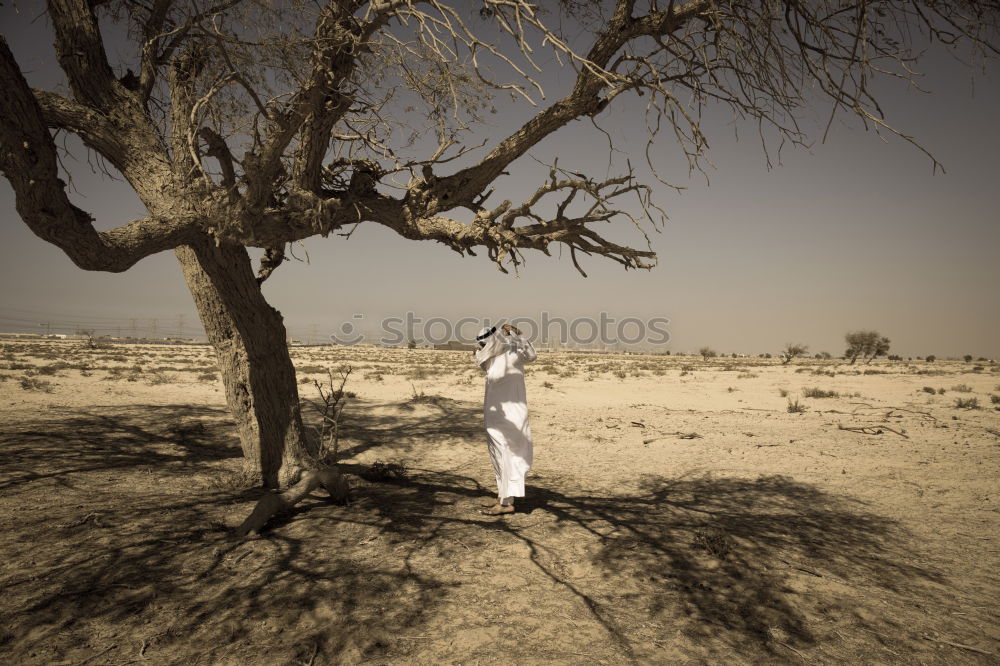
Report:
501,323,537,363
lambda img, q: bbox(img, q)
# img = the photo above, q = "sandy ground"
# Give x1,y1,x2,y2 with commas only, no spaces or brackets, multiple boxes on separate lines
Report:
1,340,998,665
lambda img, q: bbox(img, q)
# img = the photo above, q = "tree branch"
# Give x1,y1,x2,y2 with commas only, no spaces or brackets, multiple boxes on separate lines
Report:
0,36,196,272
47,0,122,109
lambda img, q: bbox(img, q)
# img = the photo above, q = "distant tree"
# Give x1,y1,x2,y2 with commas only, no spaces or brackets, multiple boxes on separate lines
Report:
699,347,717,361
926,355,937,362
964,355,973,362
407,339,417,350
781,343,809,365
845,331,890,364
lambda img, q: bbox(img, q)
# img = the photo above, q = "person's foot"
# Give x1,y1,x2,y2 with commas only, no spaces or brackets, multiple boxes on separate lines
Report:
481,504,515,516
481,499,501,508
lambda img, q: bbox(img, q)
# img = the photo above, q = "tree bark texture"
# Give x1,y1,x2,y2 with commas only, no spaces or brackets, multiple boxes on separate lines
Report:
175,235,308,488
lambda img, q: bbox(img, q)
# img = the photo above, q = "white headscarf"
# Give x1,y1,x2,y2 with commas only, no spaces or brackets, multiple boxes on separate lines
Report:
474,324,505,368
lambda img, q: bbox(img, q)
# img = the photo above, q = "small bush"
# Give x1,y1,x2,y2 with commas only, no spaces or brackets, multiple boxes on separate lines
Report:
787,399,807,413
778,388,789,397
921,386,936,394
146,371,171,385
363,460,407,482
925,355,936,362
197,372,218,382
937,388,946,395
694,525,733,558
613,368,627,380
951,384,972,393
802,387,839,398
542,381,554,389
990,394,1000,405
954,397,979,409
737,372,758,379
20,377,54,392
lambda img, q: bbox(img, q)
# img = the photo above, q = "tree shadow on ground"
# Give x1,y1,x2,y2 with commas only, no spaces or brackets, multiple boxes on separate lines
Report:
0,404,241,493
319,393,485,459
0,401,966,664
310,467,948,662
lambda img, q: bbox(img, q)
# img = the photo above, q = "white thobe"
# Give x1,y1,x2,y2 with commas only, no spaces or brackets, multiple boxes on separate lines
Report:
475,331,537,501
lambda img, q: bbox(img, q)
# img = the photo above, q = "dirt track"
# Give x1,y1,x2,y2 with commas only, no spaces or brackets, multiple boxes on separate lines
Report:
1,340,998,664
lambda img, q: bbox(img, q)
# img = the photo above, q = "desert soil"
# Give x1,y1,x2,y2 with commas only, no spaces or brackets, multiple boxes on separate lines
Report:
1,340,998,665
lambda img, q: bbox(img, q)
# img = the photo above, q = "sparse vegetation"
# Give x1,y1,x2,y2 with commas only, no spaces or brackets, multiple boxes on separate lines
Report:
146,371,171,385
19,377,54,392
845,330,890,365
802,387,839,398
922,386,937,394
951,384,972,393
363,460,408,482
787,399,807,413
698,347,717,361
954,397,980,409
781,343,809,365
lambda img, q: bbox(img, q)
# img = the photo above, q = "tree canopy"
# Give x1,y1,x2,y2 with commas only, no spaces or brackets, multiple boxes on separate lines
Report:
2,0,997,281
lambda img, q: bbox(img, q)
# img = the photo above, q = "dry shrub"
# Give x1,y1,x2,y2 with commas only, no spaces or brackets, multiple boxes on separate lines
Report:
19,377,54,392
802,387,839,398
787,399,807,413
362,461,407,482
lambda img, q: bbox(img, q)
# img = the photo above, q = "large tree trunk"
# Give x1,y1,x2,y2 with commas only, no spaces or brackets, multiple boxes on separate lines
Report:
174,236,308,489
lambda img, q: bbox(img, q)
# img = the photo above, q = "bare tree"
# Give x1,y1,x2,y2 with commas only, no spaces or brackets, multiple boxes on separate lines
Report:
1,1,996,501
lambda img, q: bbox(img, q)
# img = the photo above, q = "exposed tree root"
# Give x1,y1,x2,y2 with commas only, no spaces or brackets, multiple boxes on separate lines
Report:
235,467,349,537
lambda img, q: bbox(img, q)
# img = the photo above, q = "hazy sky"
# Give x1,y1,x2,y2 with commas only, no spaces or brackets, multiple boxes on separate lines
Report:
1,5,998,357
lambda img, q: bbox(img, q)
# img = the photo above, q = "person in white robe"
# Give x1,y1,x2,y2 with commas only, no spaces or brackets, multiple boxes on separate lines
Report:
474,322,537,515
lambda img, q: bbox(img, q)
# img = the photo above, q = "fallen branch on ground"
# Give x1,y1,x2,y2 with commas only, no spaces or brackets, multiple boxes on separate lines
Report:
837,425,909,439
